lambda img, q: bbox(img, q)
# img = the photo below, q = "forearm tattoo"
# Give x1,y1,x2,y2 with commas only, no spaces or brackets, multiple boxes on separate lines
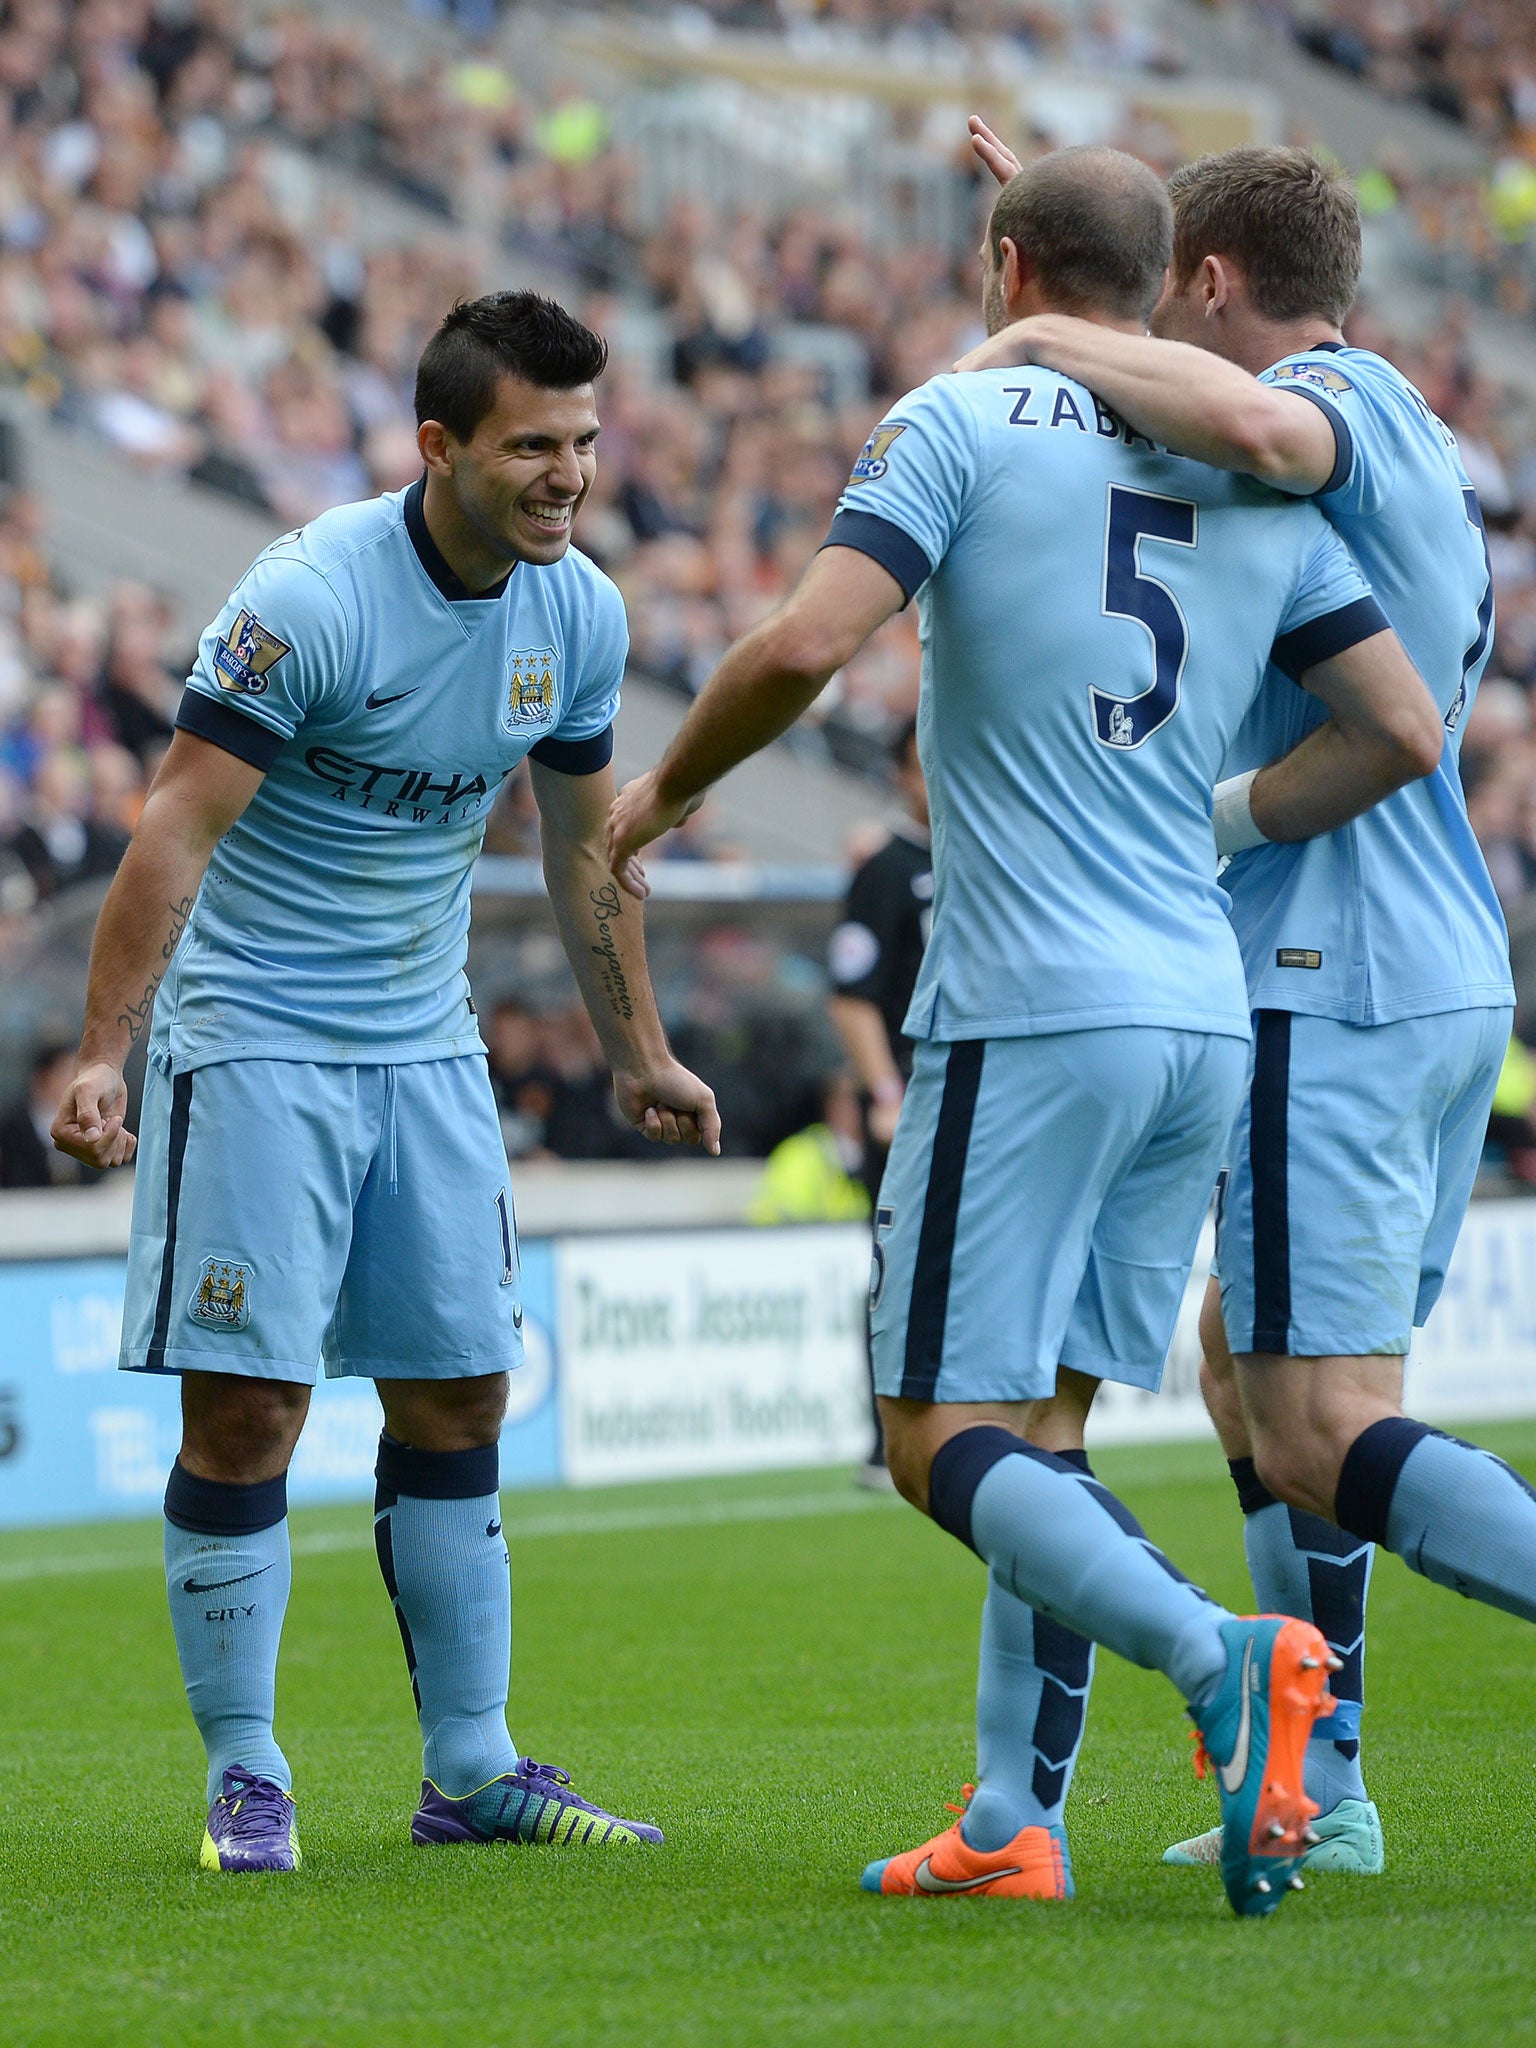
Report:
588,881,635,1022
118,895,194,1045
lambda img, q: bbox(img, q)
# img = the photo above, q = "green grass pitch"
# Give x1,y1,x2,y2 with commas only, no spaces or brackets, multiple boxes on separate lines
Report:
2,1424,1535,2048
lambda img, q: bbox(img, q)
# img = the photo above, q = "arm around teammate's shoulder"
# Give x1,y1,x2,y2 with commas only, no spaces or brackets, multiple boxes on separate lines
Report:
51,733,266,1169
956,315,1339,494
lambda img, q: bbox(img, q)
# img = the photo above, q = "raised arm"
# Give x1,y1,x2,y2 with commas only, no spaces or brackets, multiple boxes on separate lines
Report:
1223,631,1444,853
52,732,265,1167
531,757,720,1154
605,546,905,870
957,317,1339,494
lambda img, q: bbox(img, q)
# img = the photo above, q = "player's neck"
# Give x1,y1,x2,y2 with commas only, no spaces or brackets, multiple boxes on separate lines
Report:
1005,289,1143,337
1238,317,1345,378
420,474,519,595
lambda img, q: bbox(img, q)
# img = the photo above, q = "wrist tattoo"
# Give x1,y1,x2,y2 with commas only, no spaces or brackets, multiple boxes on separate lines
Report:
588,881,634,1022
117,895,194,1046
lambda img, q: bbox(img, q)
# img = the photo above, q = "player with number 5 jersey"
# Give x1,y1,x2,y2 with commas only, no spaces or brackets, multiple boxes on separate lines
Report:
962,138,1522,1882
606,146,1446,1917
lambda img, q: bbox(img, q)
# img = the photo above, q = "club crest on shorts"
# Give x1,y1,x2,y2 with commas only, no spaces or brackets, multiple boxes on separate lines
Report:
213,611,292,697
188,1258,251,1332
848,424,905,485
503,647,557,732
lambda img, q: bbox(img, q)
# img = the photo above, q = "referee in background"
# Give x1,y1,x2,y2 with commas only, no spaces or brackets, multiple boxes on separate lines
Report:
828,717,931,1486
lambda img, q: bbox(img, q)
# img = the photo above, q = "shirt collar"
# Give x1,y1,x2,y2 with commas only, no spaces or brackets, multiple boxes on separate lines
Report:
403,475,515,603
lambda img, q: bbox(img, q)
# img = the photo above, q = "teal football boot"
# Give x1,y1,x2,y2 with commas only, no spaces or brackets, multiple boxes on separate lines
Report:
1188,1616,1338,1918
1164,1795,1384,1875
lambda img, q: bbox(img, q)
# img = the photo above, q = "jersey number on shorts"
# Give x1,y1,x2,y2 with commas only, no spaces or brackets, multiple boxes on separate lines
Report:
870,1204,895,1312
1091,486,1197,751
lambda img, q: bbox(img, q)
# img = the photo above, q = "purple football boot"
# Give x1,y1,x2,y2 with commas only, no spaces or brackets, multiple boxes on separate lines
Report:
412,1761,663,1847
200,1768,301,1873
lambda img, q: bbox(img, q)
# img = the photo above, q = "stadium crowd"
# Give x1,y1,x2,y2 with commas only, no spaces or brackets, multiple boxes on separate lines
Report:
0,0,1535,1169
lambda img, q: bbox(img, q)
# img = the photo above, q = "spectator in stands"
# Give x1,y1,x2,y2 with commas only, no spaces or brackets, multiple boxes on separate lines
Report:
5,745,128,900
1488,1028,1536,1184
485,994,557,1160
0,1041,100,1188
539,999,659,1162
747,1070,871,1225
0,0,1531,1183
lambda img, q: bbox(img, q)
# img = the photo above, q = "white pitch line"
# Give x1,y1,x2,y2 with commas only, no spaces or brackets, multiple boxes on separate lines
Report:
0,1485,900,1586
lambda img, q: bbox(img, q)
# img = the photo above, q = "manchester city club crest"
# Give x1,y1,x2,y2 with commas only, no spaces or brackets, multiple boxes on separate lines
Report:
213,610,292,697
502,646,557,733
188,1257,252,1332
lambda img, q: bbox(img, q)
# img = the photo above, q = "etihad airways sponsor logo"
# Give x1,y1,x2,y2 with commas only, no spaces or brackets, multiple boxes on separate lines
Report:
303,745,496,823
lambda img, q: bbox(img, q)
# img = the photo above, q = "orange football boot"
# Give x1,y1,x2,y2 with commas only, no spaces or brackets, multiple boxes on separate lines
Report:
862,1790,1072,1899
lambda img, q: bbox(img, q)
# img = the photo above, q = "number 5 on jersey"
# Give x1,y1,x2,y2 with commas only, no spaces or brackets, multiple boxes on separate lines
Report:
1092,486,1197,751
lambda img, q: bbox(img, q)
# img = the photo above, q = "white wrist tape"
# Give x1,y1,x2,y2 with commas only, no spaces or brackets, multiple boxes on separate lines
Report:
1211,770,1269,857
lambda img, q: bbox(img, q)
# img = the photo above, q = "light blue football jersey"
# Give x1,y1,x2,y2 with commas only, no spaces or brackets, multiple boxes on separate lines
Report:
824,368,1385,1044
159,478,625,1069
1219,345,1513,1023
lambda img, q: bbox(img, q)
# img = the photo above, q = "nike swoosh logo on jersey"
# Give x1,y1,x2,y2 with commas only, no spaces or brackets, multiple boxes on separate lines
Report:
1218,1637,1256,1794
486,1521,502,1539
182,1563,275,1595
365,686,420,709
913,1856,1022,1894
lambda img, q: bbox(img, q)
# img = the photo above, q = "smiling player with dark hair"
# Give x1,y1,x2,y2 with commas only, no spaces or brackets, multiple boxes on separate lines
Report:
51,288,718,1874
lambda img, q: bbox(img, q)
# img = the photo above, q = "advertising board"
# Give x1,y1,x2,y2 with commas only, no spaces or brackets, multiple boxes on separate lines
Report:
0,1241,561,1528
3,1204,1535,1528
556,1225,872,1484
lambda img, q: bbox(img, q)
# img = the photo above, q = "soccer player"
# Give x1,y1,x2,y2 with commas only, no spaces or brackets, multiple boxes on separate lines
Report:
963,134,1518,1874
608,147,1445,1916
828,716,932,1484
50,292,719,1873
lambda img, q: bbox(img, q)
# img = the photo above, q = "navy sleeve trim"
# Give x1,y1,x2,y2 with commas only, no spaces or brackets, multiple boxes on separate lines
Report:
1271,595,1390,681
820,509,933,605
175,687,285,771
1278,383,1354,496
528,724,615,776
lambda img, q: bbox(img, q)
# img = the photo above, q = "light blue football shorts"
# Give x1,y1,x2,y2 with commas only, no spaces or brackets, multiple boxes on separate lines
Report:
121,1053,524,1383
1217,1005,1510,1359
870,1027,1248,1405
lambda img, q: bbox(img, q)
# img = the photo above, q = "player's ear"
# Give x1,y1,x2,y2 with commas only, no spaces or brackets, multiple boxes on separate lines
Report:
1201,255,1231,318
418,418,452,475
1000,235,1030,308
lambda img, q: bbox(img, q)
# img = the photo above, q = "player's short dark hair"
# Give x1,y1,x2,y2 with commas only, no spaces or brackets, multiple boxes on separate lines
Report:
987,147,1172,324
1167,147,1361,327
414,291,609,442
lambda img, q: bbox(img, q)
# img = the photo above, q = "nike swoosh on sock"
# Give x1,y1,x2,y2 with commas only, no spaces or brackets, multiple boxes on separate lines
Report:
182,1564,276,1595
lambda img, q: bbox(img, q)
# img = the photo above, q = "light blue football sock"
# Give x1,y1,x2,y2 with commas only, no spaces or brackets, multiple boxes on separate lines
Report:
933,1429,1233,1711
1234,1462,1372,1812
163,1461,293,1805
963,1571,1097,1851
373,1434,520,1799
961,1448,1096,1853
1338,1417,1536,1626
